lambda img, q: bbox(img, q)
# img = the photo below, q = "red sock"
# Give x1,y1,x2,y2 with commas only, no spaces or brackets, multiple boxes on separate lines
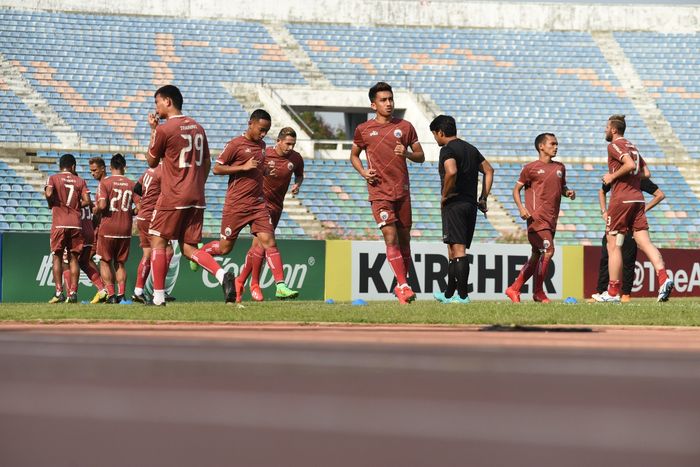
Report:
534,256,551,295
400,245,412,279
136,257,151,289
250,247,265,287
117,282,126,296
657,269,669,287
511,260,536,292
62,269,72,292
151,248,167,291
238,248,255,284
387,245,407,285
83,263,104,290
190,249,223,277
106,282,115,297
608,280,621,297
265,247,285,283
202,241,221,256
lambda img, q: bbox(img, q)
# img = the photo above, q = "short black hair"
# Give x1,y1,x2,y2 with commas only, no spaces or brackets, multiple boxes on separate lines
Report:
110,153,126,170
155,85,183,111
429,115,457,137
250,108,271,122
59,153,76,169
369,82,393,103
534,133,556,151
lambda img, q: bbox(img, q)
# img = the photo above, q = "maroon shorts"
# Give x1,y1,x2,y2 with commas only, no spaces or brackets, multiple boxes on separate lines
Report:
81,221,95,248
137,218,152,248
220,206,274,241
371,197,412,229
528,229,555,254
149,207,204,245
269,208,282,230
50,228,83,255
97,236,131,263
606,201,648,235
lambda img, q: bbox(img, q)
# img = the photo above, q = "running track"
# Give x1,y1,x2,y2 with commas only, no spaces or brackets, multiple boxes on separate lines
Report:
0,323,699,467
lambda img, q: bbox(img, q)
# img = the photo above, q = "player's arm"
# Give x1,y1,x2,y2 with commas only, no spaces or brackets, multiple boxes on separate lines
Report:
441,158,458,207
598,187,608,222
602,153,636,186
350,144,376,185
80,190,90,208
146,113,163,168
212,157,258,175
399,141,425,163
562,185,576,200
44,178,55,207
645,188,665,212
478,159,494,213
513,182,530,220
641,162,651,180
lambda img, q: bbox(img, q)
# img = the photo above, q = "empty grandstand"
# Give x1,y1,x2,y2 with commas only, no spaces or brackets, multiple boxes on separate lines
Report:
0,0,698,247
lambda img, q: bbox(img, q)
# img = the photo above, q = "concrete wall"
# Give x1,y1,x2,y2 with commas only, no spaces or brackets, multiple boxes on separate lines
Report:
1,0,699,32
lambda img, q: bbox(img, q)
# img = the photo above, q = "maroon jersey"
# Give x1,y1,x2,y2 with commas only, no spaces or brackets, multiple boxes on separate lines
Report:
46,172,88,229
216,135,266,210
353,118,418,201
149,115,209,210
97,175,136,238
263,147,304,212
607,138,646,204
517,160,567,232
135,165,162,223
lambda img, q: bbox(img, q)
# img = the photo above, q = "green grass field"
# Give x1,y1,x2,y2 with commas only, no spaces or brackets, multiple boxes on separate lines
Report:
0,298,699,326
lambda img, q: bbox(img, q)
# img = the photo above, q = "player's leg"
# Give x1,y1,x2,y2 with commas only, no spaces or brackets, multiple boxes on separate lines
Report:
235,236,265,302
632,229,673,301
396,197,414,281
133,246,151,303
506,234,540,303
164,242,176,302
65,250,80,303
604,231,623,299
97,236,117,301
620,234,637,302
177,208,235,304
79,247,107,303
114,261,127,302
532,232,554,303
257,231,298,300
596,233,610,296
448,243,471,303
49,234,66,303
61,248,72,296
436,246,456,302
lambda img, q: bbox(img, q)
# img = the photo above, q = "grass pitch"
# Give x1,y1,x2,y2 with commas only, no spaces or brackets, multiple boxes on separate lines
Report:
0,297,698,327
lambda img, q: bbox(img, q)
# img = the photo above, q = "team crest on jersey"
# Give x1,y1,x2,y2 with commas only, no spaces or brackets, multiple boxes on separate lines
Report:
369,130,379,137
245,148,251,153
543,239,551,251
537,169,545,175
556,170,563,178
287,162,294,171
379,211,389,221
224,227,232,237
393,129,402,138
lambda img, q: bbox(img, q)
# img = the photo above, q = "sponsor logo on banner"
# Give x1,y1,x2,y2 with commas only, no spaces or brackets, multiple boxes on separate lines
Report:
352,241,561,300
583,246,700,297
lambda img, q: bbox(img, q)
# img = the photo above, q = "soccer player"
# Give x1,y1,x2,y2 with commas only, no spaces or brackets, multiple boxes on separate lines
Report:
505,133,576,303
94,154,135,304
201,110,299,300
88,156,106,257
147,84,235,306
594,115,673,302
589,178,665,302
234,127,304,302
45,153,90,303
77,169,108,304
132,164,175,303
430,115,493,304
350,81,425,304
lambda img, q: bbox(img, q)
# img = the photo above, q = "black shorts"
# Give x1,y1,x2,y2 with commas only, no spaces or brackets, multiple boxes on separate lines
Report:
441,201,477,247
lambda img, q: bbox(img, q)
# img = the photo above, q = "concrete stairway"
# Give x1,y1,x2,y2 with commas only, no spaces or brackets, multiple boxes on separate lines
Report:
592,32,690,162
283,193,324,239
262,22,334,89
0,53,81,148
0,150,49,192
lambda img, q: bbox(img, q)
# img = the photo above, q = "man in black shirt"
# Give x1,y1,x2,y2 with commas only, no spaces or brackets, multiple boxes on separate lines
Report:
429,115,494,303
589,178,665,302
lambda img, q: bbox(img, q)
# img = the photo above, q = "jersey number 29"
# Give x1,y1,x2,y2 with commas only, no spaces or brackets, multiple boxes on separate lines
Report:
179,133,204,168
